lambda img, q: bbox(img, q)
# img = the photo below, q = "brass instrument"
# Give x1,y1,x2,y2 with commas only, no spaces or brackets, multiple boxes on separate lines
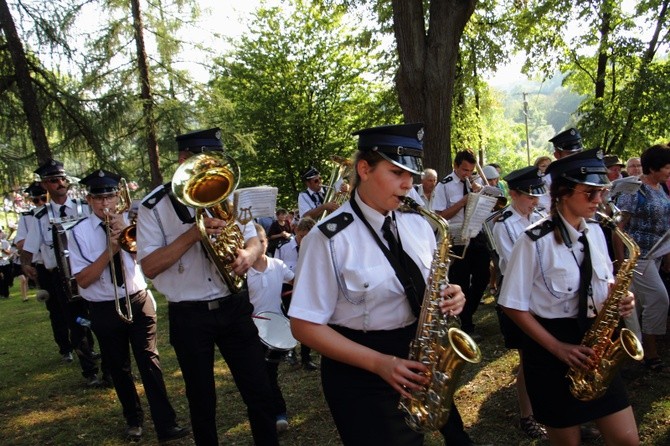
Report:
116,178,137,254
172,152,246,293
104,178,134,323
319,155,353,221
398,196,482,432
566,211,644,401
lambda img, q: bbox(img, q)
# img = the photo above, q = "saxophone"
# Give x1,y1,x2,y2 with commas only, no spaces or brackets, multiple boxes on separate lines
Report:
566,211,644,401
398,197,482,432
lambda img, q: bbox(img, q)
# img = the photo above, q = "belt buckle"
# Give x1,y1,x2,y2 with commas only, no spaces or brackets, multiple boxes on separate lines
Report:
207,300,220,311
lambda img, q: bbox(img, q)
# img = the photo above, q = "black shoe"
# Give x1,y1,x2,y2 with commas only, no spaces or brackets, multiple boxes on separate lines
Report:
86,374,101,387
90,350,101,360
158,425,190,443
101,373,114,388
302,361,319,371
126,425,143,441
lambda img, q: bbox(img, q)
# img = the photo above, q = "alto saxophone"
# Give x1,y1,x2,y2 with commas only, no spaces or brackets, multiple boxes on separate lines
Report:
566,211,644,401
398,197,482,432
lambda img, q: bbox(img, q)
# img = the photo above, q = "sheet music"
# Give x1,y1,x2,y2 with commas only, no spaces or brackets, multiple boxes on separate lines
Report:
233,186,278,219
611,176,642,197
644,228,670,260
461,194,498,242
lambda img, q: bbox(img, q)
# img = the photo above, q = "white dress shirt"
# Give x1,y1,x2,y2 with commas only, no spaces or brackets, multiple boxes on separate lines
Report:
288,191,435,331
68,213,147,302
247,257,294,314
136,184,257,302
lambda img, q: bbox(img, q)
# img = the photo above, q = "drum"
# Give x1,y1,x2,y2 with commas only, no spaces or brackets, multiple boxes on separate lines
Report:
252,311,298,352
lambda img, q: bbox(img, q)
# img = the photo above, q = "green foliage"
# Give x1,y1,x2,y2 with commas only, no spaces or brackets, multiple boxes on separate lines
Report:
207,1,399,208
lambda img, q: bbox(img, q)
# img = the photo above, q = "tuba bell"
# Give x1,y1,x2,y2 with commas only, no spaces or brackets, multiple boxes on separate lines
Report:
172,152,246,293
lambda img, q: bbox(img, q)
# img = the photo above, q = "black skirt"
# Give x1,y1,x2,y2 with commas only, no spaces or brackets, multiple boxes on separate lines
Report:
523,317,630,428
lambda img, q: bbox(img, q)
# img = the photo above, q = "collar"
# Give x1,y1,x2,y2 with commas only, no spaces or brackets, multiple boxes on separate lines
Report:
556,210,588,245
353,189,389,232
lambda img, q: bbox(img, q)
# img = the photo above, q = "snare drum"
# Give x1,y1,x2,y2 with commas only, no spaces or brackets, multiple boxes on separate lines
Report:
252,311,298,352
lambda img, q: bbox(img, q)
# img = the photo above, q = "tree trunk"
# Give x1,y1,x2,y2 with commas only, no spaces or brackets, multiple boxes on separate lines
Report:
0,0,52,162
613,0,668,152
392,0,476,177
130,0,163,187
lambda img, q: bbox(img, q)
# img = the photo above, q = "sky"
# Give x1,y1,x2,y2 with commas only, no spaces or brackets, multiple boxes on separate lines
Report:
193,0,524,87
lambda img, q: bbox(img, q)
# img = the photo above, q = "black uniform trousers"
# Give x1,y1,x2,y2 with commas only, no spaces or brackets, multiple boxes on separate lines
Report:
323,324,473,446
37,264,98,378
89,290,178,433
168,291,279,446
448,238,491,334
0,263,12,297
262,346,288,417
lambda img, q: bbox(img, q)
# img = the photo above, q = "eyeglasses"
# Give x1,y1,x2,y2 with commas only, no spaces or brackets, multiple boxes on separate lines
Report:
570,187,609,202
90,194,117,202
46,176,67,184
31,196,47,204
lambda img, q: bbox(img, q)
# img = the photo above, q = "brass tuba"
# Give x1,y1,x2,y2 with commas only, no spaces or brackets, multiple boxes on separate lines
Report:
566,211,644,401
172,152,246,293
398,197,482,432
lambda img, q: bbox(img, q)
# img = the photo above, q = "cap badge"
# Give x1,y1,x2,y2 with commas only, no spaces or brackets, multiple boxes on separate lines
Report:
417,128,424,142
596,149,604,159
215,130,222,140
50,160,56,166
98,170,105,177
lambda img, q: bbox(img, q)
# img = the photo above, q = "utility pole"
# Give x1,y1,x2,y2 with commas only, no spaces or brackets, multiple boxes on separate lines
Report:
523,92,531,165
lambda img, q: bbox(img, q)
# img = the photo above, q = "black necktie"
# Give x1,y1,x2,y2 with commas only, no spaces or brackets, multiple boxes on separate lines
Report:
382,216,425,316
59,205,68,219
101,223,124,286
577,233,592,333
382,216,401,258
462,179,469,196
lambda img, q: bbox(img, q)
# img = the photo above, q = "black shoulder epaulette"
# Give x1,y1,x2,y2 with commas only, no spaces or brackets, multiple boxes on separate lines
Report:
276,238,291,250
586,218,599,225
440,175,453,184
142,186,167,209
21,210,34,217
33,207,48,219
318,212,354,239
499,209,513,222
72,218,88,229
525,219,555,241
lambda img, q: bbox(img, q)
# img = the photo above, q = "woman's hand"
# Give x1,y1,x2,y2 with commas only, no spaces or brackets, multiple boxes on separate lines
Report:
374,355,428,398
439,283,465,316
552,341,594,370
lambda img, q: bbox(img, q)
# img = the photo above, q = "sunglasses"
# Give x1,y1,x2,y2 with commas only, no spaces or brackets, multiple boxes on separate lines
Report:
46,176,67,184
570,187,609,202
31,196,47,204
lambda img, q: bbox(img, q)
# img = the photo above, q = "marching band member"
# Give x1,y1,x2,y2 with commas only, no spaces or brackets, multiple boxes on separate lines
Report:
498,149,639,445
15,183,49,302
431,149,489,339
68,170,189,442
536,128,584,213
136,128,279,446
297,166,340,220
247,223,294,432
20,159,100,385
490,166,547,439
289,123,479,446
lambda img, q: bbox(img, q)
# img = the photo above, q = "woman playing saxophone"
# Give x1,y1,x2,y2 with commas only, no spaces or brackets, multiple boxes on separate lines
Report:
289,124,481,446
498,148,639,446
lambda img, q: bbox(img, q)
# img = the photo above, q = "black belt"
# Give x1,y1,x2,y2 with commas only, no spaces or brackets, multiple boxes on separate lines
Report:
168,295,231,311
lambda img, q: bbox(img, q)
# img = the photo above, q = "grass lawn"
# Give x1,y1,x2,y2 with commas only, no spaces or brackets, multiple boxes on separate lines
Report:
0,284,668,445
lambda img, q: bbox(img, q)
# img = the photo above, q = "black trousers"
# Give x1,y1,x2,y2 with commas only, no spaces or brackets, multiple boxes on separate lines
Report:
37,265,98,378
89,290,177,434
0,263,12,296
448,241,491,334
323,325,473,446
280,283,313,363
262,347,288,417
168,291,278,446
